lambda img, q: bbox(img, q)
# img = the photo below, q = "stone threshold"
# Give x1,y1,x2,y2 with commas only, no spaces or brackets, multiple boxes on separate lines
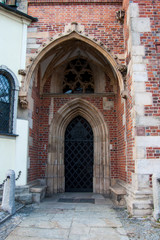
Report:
58,198,95,203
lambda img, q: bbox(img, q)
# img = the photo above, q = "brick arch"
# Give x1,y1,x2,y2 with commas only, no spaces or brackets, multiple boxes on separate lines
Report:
20,31,124,100
47,98,110,195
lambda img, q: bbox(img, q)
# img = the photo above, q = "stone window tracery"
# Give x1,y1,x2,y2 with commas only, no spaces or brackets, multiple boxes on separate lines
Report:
63,58,94,94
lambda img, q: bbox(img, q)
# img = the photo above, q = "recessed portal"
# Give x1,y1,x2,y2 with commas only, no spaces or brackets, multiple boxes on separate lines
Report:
65,116,93,192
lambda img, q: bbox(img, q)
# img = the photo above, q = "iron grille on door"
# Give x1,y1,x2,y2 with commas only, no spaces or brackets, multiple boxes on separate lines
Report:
65,116,93,192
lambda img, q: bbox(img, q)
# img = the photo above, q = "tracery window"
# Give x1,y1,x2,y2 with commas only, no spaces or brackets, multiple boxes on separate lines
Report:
63,58,94,94
0,70,15,134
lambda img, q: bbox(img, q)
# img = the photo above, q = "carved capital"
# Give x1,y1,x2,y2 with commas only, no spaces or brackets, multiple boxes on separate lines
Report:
116,10,125,24
19,96,28,109
18,69,26,76
118,64,127,77
121,90,128,100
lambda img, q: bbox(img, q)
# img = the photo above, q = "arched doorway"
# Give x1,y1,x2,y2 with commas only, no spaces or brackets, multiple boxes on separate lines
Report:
47,98,109,196
65,116,93,192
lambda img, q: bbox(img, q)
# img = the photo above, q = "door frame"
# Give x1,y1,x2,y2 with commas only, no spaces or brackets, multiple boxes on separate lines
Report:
47,98,110,195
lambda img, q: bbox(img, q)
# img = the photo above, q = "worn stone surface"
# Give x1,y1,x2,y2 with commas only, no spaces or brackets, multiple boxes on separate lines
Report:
136,136,160,147
0,194,160,240
136,159,160,174
15,193,32,205
133,72,148,82
27,32,49,38
132,46,145,56
5,193,129,240
103,98,114,110
129,3,139,18
131,18,151,32
135,92,152,105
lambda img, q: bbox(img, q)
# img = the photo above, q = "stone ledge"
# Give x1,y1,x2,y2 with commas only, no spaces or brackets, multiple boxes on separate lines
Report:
110,184,126,206
29,179,47,203
110,185,126,195
30,185,46,193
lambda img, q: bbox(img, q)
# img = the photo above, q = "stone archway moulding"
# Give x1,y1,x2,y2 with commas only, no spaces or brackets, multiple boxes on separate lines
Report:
47,98,110,195
19,31,125,106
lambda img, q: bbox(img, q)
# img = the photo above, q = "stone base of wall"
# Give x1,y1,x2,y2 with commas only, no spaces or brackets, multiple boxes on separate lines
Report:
126,189,153,216
118,175,153,217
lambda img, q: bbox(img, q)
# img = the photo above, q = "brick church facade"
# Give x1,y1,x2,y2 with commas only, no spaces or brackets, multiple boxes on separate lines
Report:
1,0,160,216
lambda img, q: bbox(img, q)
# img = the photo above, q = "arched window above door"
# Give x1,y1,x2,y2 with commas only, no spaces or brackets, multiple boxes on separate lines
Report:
63,58,94,94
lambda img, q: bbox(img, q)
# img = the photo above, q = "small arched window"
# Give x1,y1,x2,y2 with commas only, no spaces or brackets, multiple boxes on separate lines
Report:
0,69,15,134
63,58,94,94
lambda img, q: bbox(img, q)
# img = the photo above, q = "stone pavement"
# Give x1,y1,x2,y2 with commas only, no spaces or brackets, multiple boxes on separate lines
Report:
5,193,129,240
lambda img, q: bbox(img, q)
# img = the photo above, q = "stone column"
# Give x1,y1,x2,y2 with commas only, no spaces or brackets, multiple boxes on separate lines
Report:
1,170,16,215
152,173,160,221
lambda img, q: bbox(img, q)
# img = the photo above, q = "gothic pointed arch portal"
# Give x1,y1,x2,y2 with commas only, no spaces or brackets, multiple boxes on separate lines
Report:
47,98,109,195
19,31,125,106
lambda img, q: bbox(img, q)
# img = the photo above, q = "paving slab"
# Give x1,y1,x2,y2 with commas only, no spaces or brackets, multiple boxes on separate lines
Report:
5,193,129,240
6,226,69,239
6,237,61,240
89,227,126,240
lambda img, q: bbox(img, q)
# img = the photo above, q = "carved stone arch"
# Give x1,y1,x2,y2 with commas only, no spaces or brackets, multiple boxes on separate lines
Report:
20,31,125,102
47,98,110,195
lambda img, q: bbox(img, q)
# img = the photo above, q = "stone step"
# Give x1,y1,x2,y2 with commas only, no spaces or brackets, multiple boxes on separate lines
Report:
0,180,46,205
28,179,47,203
0,185,30,196
15,185,30,194
15,193,33,205
30,185,47,203
0,186,30,202
0,193,33,205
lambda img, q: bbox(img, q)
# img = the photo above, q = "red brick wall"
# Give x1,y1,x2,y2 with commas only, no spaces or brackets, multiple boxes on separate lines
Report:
28,74,127,182
122,1,134,183
140,0,160,178
122,0,160,184
138,0,160,118
116,86,127,182
28,1,124,56
28,71,41,182
146,148,160,159
36,76,120,180
128,0,160,125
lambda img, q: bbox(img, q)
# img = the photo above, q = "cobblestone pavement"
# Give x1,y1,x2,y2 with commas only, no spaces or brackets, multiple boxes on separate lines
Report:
0,202,24,224
115,207,160,240
0,193,160,240
0,204,33,240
